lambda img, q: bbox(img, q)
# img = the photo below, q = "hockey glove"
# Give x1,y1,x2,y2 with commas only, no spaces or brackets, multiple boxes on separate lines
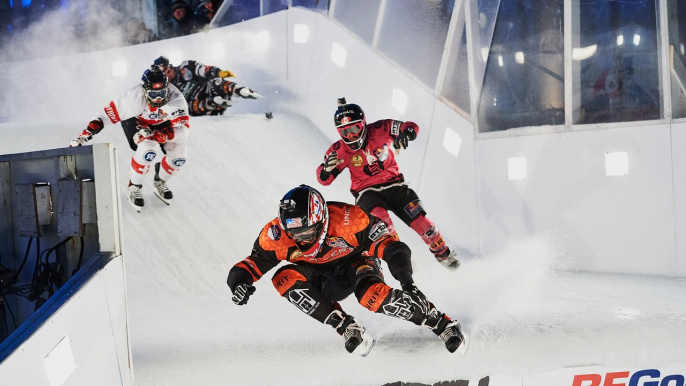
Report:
392,127,415,151
232,283,256,305
133,128,153,144
149,130,169,144
69,119,104,147
218,69,236,78
323,151,344,172
235,87,263,99
69,131,92,147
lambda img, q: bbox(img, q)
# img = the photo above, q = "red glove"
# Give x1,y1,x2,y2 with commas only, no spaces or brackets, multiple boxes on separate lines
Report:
149,130,169,143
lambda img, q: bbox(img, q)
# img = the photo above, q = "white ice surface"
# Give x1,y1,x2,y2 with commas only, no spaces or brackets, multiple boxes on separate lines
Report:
1,114,686,386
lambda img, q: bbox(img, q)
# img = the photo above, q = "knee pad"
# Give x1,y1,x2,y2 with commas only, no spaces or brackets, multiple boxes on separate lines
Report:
369,206,396,235
357,281,392,312
272,268,307,296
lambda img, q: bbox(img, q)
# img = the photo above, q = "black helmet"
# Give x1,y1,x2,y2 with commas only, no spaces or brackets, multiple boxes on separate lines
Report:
141,67,169,107
278,185,329,257
334,98,366,151
153,56,171,71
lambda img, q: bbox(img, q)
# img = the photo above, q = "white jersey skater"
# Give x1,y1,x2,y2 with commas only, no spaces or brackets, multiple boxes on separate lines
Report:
96,83,190,144
69,69,192,212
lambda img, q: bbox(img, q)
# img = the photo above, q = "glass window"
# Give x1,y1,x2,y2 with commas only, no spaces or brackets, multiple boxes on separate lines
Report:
214,0,266,27
292,0,329,13
376,0,454,89
669,0,686,119
574,0,661,124
477,0,564,133
440,11,471,118
331,0,380,45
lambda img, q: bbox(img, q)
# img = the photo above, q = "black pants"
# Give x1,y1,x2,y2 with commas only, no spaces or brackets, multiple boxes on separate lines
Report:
356,184,426,226
121,117,168,154
271,255,386,323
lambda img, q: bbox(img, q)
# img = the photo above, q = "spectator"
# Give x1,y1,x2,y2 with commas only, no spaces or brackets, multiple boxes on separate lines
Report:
194,0,225,25
168,0,206,37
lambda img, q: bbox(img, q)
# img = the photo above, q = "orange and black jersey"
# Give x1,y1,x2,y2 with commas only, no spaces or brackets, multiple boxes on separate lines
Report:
227,202,413,291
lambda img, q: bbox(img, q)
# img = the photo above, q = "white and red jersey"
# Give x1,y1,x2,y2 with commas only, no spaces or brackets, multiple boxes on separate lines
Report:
317,119,419,196
94,83,190,144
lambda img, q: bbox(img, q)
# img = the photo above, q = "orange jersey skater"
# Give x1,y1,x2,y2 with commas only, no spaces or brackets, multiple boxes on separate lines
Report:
227,185,467,356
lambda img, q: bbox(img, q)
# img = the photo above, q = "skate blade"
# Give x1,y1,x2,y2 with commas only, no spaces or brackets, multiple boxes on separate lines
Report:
353,334,376,357
127,199,142,213
457,331,468,357
438,258,460,271
154,189,171,205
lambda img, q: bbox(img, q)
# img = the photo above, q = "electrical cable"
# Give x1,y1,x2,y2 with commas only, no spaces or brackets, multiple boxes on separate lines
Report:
1,293,17,330
11,237,33,283
76,237,85,271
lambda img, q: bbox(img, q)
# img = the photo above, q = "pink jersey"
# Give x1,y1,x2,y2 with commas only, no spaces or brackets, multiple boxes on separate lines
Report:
317,119,419,196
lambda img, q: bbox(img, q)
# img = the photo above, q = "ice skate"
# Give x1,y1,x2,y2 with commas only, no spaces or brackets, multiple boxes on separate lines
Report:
434,248,460,270
153,163,173,205
425,311,467,355
326,310,376,357
127,182,144,212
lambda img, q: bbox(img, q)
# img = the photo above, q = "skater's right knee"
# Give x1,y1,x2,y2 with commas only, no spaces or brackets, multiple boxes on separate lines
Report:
356,278,391,312
272,267,307,295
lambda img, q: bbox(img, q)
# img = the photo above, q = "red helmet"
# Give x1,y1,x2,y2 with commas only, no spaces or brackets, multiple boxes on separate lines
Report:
278,185,329,257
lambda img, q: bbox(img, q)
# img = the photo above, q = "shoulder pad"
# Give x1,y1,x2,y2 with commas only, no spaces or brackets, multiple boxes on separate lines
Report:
258,218,294,260
327,203,369,237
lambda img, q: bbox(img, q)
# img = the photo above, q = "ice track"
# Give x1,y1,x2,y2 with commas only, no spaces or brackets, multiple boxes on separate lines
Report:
1,114,685,386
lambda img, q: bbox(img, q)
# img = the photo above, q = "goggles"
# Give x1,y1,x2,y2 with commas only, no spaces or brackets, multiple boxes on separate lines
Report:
147,88,168,100
289,226,318,243
337,121,364,140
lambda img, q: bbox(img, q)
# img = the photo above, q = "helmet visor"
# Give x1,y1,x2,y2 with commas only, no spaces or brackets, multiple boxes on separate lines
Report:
147,89,168,100
289,226,318,244
337,121,364,141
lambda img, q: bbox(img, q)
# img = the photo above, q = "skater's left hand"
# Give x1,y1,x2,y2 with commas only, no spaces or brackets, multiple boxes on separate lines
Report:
218,69,236,78
392,127,415,151
133,128,153,144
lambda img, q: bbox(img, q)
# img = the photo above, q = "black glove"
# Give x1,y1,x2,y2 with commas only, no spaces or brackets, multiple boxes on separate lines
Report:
323,150,343,172
232,283,256,305
392,127,415,150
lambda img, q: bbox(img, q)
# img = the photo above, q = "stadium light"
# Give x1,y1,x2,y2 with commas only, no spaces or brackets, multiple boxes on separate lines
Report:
443,127,462,157
294,24,309,44
168,51,183,66
331,42,346,67
44,336,76,386
508,157,527,180
210,42,224,59
391,87,407,115
255,31,270,50
605,152,628,176
111,60,127,77
515,52,525,64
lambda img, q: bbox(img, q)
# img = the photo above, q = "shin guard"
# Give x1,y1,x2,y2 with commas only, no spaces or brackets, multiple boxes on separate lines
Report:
409,215,448,256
